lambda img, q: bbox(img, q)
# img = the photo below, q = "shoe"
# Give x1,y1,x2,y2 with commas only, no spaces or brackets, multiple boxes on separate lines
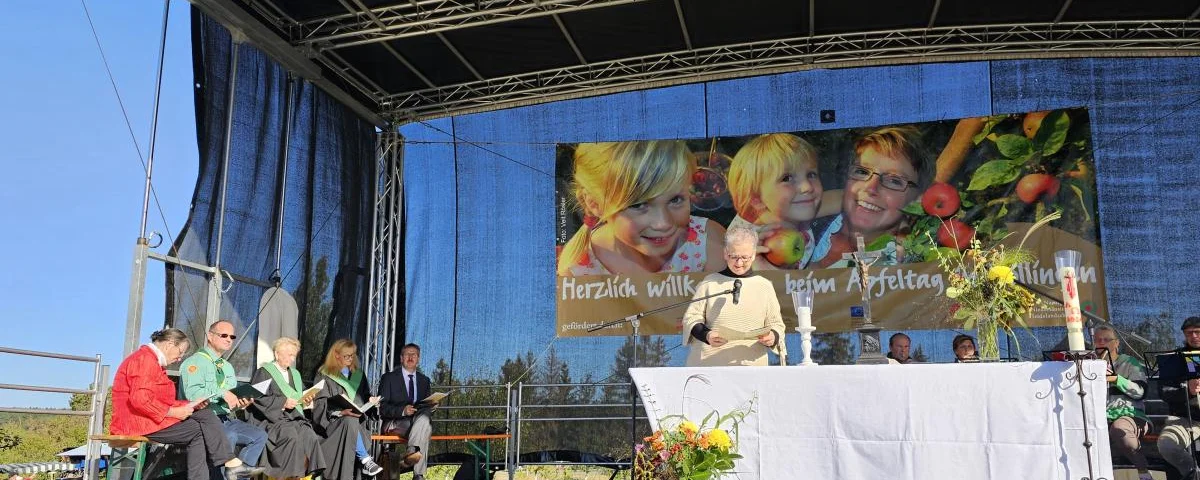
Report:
412,475,424,480
1137,473,1152,480
360,457,383,476
223,464,251,480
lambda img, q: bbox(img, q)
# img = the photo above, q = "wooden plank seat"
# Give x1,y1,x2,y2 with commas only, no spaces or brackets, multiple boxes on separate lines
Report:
90,435,159,480
91,435,153,449
370,434,510,443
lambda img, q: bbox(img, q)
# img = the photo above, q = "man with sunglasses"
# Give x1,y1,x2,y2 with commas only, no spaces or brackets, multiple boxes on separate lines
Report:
181,320,269,476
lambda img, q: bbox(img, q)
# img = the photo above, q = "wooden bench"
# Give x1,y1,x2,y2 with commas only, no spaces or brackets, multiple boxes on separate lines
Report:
371,434,510,480
91,435,156,480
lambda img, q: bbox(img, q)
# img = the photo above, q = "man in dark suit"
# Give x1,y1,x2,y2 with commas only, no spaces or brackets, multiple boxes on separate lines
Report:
380,343,432,480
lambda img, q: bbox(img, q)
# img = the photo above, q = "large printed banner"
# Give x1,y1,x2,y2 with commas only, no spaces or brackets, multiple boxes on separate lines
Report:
554,109,1106,337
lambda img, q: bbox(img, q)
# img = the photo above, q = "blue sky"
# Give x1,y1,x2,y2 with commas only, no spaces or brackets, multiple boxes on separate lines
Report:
0,1,197,408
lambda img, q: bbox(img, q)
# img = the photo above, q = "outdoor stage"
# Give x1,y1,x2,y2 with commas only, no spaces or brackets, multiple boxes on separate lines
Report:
632,361,1113,479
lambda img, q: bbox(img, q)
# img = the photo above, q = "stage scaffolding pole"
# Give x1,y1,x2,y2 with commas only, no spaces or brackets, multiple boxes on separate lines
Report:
123,0,171,357
208,37,242,329
365,130,404,383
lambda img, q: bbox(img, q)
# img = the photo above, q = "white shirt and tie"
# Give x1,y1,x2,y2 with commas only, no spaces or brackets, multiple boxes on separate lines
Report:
402,368,418,404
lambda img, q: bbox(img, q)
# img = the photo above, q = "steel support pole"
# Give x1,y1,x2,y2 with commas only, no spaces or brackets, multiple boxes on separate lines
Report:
209,39,242,328
84,363,108,480
123,0,171,357
123,239,150,357
275,75,294,277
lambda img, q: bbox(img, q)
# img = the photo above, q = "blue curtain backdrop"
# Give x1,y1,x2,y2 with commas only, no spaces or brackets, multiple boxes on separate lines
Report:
401,57,1200,381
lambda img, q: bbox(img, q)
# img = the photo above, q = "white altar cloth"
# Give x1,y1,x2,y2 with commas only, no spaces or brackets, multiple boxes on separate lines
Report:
631,361,1112,480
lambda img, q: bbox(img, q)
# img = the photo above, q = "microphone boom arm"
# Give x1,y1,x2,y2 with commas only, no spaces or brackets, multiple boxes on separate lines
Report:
1014,279,1151,345
586,286,737,333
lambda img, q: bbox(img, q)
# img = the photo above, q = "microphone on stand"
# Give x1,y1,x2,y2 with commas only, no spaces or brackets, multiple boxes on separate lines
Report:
732,279,742,305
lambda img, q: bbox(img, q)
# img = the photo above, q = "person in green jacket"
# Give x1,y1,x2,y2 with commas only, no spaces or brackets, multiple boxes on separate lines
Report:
1094,325,1152,480
180,320,268,473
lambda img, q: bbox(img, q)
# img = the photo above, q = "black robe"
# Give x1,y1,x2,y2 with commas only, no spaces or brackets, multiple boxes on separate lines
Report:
247,366,328,478
312,371,376,480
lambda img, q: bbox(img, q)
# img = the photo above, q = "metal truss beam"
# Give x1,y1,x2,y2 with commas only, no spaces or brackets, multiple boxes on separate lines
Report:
190,0,385,126
364,131,404,385
378,20,1200,120
296,0,648,50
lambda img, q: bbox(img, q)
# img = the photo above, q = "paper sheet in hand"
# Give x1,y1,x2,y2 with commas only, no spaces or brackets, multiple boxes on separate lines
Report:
331,394,381,414
188,379,272,408
417,392,449,407
714,326,773,341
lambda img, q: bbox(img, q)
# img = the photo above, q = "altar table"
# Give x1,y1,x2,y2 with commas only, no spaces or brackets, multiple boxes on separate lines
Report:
630,361,1113,479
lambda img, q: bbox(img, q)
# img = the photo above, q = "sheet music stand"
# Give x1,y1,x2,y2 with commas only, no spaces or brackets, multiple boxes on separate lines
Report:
1154,350,1200,477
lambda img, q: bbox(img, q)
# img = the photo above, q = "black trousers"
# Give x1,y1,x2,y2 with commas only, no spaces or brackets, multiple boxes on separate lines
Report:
144,408,234,480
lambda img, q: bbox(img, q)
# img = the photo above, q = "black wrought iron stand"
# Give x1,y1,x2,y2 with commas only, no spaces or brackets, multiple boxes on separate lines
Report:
1064,350,1108,480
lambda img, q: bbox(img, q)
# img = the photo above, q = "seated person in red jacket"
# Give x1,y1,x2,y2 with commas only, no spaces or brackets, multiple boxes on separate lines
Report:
109,328,250,480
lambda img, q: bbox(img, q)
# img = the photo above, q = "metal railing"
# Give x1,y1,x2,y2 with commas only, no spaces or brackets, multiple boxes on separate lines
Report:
0,347,109,480
424,381,641,475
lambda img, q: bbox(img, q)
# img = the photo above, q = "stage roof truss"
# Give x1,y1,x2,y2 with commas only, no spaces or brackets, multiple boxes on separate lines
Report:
192,0,1200,124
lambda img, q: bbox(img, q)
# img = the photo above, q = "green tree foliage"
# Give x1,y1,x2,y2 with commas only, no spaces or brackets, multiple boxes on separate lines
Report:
424,339,675,466
0,430,19,450
911,345,929,363
811,332,855,365
68,387,113,431
297,256,334,379
1121,311,1179,363
0,392,97,468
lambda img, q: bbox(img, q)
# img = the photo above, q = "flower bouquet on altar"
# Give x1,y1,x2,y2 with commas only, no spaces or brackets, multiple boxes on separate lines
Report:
930,211,1060,359
634,398,754,480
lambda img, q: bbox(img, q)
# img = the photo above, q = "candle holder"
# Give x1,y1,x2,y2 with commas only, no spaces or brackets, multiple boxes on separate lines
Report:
791,289,817,366
1055,249,1086,352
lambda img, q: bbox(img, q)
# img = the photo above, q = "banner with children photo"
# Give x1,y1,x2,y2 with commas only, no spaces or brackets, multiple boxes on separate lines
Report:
554,108,1106,337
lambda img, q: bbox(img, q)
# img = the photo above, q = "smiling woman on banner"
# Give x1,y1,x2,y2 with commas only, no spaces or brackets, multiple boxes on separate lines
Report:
682,226,786,366
812,126,934,268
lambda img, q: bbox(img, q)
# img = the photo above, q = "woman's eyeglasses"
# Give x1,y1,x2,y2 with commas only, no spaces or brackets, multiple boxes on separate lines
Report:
848,165,917,192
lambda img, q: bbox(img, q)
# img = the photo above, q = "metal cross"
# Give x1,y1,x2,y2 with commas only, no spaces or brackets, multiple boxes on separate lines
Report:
842,234,888,364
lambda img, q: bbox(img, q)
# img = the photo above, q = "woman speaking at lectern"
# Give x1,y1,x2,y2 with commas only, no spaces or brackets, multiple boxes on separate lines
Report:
682,226,786,366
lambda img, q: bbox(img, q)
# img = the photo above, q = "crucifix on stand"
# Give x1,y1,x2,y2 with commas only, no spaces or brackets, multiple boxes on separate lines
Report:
843,234,889,364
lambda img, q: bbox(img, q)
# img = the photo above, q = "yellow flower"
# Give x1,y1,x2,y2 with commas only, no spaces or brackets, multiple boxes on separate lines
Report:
707,428,731,450
946,287,961,299
987,265,1014,285
679,420,698,435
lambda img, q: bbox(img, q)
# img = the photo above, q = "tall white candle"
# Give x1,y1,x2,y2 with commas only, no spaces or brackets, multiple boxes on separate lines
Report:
797,306,812,330
1059,266,1086,351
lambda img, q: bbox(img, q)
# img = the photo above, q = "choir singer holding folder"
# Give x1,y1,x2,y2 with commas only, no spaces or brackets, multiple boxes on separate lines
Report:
683,226,787,366
380,343,434,480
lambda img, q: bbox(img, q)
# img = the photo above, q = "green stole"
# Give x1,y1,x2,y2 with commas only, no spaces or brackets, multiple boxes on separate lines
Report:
195,350,233,390
195,349,233,414
263,362,306,403
326,368,364,399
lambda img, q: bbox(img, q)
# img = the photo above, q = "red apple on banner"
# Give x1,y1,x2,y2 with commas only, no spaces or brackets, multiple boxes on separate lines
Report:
921,182,961,218
763,228,806,267
937,219,975,250
1015,173,1060,204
